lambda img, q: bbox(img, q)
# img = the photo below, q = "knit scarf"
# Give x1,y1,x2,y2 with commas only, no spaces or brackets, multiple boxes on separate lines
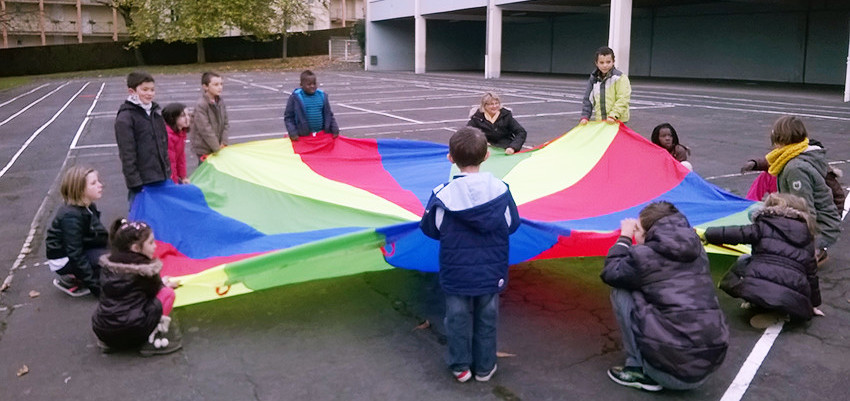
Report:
766,138,809,176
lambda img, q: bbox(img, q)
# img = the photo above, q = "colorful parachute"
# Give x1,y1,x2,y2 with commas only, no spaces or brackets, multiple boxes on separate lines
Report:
132,122,755,307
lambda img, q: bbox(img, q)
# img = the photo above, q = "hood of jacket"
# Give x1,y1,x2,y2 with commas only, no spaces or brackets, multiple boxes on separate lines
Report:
751,204,813,247
434,172,512,233
792,146,830,176
644,213,702,263
118,99,160,116
100,251,162,277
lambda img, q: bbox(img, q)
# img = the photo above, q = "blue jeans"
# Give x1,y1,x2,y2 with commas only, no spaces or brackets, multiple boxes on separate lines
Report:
444,293,499,375
610,288,706,390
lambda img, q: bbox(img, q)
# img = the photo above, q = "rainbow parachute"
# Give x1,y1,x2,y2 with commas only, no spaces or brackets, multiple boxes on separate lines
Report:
132,122,754,307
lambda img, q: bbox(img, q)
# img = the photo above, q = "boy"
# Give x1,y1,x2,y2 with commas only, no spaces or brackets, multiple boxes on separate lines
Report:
190,71,229,160
767,116,841,265
115,71,171,206
420,127,520,383
580,46,631,125
601,202,728,392
284,70,339,140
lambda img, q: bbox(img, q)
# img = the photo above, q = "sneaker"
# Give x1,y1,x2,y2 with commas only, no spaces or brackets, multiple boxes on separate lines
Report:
52,277,90,297
475,364,497,382
95,339,116,354
607,366,662,392
139,332,182,357
749,312,789,329
452,369,472,383
816,248,828,267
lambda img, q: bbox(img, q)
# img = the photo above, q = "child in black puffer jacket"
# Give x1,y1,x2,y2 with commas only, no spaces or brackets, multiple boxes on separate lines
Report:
92,218,181,356
704,192,823,322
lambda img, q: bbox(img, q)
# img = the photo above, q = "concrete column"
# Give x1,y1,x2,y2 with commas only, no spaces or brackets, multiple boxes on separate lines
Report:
1,0,7,48
39,0,45,45
607,0,632,75
112,8,118,41
845,20,850,102
341,0,347,28
76,0,82,43
414,0,426,74
484,0,502,79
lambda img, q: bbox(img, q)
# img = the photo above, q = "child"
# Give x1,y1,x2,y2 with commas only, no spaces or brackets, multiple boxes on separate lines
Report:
651,123,692,170
284,70,340,141
741,139,845,212
580,46,631,125
765,116,840,265
420,127,520,383
601,201,728,391
704,193,823,325
92,219,181,356
45,166,108,297
189,71,229,160
467,92,527,155
163,103,191,184
115,71,171,206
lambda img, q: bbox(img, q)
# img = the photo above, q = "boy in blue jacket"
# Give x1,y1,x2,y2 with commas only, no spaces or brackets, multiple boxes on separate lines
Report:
284,70,339,140
420,127,520,383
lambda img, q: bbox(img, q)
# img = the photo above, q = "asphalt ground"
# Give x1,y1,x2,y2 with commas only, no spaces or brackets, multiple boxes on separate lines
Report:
0,70,848,401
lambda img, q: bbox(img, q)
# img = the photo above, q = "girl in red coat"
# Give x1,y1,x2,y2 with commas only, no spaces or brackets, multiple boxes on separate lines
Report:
163,103,191,184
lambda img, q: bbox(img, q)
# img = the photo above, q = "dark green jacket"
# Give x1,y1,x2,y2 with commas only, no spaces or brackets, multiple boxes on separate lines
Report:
777,148,841,249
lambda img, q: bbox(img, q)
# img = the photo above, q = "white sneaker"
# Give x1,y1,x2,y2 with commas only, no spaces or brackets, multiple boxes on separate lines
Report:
475,364,497,382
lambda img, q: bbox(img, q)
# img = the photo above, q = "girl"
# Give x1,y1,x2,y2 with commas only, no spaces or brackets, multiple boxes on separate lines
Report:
163,102,191,184
92,218,181,356
704,193,823,325
46,166,108,297
651,123,692,170
765,116,840,266
467,92,527,155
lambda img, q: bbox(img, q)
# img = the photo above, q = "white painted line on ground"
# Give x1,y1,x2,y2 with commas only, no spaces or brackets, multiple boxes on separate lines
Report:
719,322,785,401
0,83,50,108
0,82,71,127
72,143,116,149
228,77,288,93
230,131,286,140
4,81,98,294
671,102,850,122
0,82,90,179
230,117,284,124
336,103,423,123
70,82,106,150
637,89,850,112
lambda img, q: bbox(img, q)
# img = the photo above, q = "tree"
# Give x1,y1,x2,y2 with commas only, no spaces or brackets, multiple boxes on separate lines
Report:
92,0,146,64
265,0,317,60
94,0,323,63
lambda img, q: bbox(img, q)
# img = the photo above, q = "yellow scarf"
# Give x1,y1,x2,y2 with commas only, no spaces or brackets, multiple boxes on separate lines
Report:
485,111,500,124
765,138,809,176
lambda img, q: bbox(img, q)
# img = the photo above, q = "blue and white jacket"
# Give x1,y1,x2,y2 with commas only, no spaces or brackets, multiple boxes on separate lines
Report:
420,172,520,296
283,88,340,138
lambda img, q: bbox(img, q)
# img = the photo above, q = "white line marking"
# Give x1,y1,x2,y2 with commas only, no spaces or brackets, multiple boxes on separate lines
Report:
0,82,71,127
72,143,116,149
228,77,287,93
69,82,105,149
669,102,850,122
719,322,784,401
0,82,90,179
336,103,423,123
4,82,98,294
0,83,50,108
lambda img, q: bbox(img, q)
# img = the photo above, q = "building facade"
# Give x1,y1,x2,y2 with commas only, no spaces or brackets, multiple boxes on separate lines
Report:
1,0,364,48
365,0,850,86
